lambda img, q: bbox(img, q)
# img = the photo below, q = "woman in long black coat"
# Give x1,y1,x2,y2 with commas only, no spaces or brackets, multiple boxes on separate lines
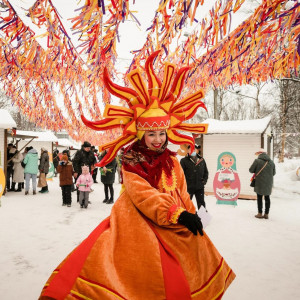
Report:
99,150,117,204
249,149,276,219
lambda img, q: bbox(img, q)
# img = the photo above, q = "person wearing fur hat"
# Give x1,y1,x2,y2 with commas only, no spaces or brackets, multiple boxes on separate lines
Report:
38,147,50,193
180,144,209,209
39,51,235,300
249,148,276,219
57,154,74,207
75,165,93,208
72,141,96,202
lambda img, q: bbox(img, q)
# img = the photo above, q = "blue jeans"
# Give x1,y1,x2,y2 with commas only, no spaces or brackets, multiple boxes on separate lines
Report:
25,173,37,192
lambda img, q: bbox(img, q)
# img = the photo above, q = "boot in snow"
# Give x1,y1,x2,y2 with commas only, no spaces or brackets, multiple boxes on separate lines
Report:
255,213,263,219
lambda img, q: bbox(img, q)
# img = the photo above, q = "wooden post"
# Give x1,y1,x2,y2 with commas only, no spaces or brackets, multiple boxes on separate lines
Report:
213,88,219,119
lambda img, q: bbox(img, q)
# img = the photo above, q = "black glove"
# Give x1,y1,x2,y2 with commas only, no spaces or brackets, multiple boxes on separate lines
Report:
178,211,204,236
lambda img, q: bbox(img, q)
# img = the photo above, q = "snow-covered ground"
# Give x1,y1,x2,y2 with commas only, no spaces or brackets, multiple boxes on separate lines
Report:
0,159,299,300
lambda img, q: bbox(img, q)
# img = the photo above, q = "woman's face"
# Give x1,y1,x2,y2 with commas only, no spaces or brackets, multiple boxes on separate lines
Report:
144,130,167,150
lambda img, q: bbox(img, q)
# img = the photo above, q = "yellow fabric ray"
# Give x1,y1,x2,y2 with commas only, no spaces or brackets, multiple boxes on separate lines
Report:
99,135,136,166
124,120,137,135
172,90,205,113
159,63,175,101
99,134,135,152
127,69,149,106
145,50,161,98
160,100,173,112
104,105,134,118
104,68,140,106
175,103,205,120
167,129,195,151
175,123,208,134
170,67,189,98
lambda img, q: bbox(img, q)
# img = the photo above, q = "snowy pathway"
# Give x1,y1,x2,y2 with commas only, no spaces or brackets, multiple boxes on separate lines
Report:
0,169,299,299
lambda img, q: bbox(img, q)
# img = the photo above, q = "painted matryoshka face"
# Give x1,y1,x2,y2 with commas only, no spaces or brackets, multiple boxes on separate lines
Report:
220,155,234,168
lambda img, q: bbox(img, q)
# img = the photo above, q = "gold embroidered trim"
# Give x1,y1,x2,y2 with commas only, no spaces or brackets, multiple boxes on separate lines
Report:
161,169,177,192
170,207,185,224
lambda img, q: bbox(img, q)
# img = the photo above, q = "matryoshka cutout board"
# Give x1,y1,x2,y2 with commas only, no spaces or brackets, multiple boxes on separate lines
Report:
213,152,241,206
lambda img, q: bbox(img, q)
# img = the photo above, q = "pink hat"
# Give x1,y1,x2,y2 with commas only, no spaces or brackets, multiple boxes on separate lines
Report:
255,148,265,154
81,165,89,173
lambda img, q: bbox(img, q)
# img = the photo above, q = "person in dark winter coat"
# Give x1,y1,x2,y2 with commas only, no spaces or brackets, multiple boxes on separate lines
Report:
57,154,74,207
72,141,96,202
39,147,50,193
99,150,117,204
180,144,209,209
91,147,100,183
6,143,14,191
249,149,276,219
53,149,60,177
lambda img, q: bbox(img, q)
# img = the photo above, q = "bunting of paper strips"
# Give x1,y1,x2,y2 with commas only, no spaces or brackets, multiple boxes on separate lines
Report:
171,0,300,88
0,0,299,147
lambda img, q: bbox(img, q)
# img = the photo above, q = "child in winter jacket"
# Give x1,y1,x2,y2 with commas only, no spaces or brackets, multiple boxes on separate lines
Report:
57,154,74,207
76,165,93,208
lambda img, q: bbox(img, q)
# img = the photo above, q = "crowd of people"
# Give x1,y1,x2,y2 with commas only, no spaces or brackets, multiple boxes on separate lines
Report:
6,144,49,195
5,141,119,209
6,140,276,218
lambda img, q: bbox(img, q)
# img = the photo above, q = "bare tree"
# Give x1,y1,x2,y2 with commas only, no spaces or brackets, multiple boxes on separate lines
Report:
275,77,300,162
0,90,11,109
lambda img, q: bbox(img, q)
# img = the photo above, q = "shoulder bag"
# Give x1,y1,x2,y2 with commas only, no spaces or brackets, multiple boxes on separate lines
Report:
250,161,268,187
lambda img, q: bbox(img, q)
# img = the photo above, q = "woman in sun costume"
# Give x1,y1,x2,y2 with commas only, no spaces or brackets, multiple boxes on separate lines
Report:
39,51,235,300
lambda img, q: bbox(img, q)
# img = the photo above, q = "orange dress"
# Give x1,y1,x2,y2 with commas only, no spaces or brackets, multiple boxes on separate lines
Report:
40,157,235,300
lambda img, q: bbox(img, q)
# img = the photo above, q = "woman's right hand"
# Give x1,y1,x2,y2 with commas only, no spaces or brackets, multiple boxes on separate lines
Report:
178,211,203,236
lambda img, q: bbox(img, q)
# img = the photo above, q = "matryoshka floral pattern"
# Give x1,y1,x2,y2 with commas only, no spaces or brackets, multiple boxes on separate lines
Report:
213,152,241,206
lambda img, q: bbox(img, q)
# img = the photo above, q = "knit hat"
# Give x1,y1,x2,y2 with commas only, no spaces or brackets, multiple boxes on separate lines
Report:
81,50,208,167
41,147,47,152
61,154,68,161
83,141,91,148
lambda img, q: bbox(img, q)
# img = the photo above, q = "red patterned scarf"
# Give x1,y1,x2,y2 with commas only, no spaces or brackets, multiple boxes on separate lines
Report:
122,138,176,189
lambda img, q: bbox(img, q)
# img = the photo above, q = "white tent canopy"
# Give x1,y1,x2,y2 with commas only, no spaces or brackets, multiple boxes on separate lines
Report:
17,130,58,142
203,117,271,134
56,138,80,149
0,109,16,128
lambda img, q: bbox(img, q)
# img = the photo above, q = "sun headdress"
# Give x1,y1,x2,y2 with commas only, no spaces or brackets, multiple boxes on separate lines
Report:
81,50,208,167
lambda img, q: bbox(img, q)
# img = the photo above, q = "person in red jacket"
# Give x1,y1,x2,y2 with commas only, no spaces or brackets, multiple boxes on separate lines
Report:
56,154,74,207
